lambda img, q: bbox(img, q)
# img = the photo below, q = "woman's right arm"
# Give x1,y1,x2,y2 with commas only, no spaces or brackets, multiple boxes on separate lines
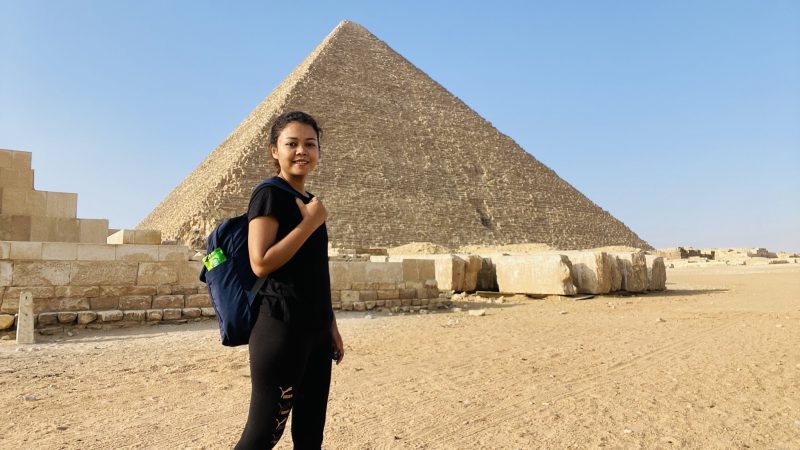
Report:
248,197,327,277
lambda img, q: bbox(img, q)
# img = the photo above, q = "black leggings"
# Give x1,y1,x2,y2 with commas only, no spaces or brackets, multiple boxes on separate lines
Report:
235,313,332,449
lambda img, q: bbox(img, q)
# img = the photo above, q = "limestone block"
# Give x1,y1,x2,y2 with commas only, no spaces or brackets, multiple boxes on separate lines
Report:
0,241,9,259
152,295,183,308
70,261,138,285
29,217,80,242
107,229,134,245
494,254,577,295
433,255,467,292
119,295,152,309
78,219,109,244
400,259,437,283
116,245,159,262
645,255,667,291
0,188,46,216
0,215,30,241
366,262,399,283
57,312,77,324
146,309,163,321
341,290,359,304
377,289,399,300
38,312,59,326
563,251,613,294
350,262,369,283
176,261,203,285
614,253,648,293
12,261,71,286
399,287,417,299
0,261,11,286
162,308,182,320
123,310,146,321
77,311,97,324
0,149,32,170
182,307,201,318
328,261,351,290
97,310,124,322
137,262,178,285
9,241,42,260
100,285,157,297
107,229,162,245
158,245,190,261
185,294,211,308
400,259,419,282
54,285,101,298
360,290,378,302
16,291,34,344
476,257,497,291
76,244,116,261
607,253,622,292
462,255,482,292
200,307,215,317
45,192,78,218
159,285,197,295
0,168,33,189
41,243,78,261
135,230,162,244
35,297,90,314
38,325,63,335
1,286,54,313
90,297,119,310
0,314,14,330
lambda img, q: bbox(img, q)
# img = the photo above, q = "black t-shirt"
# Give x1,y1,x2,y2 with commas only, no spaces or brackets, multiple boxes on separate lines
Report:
247,177,333,329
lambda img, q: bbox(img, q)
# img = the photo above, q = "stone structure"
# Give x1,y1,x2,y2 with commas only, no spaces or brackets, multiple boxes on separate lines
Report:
140,20,650,251
645,255,667,291
330,260,441,311
494,254,577,295
0,240,441,336
563,251,615,295
0,240,212,336
0,149,109,243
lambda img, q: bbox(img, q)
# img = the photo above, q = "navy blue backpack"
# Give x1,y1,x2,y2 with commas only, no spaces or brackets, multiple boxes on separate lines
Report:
199,177,306,346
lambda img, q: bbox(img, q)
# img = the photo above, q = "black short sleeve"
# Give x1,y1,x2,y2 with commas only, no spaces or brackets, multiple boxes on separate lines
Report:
247,185,278,221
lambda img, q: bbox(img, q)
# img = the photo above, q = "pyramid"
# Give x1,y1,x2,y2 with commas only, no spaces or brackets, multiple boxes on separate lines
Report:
140,20,651,251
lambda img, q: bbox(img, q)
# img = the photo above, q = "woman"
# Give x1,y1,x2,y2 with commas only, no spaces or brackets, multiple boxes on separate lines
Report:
236,111,344,449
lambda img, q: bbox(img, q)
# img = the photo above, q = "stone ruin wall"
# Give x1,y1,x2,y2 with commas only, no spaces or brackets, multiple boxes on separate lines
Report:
0,241,442,337
0,149,108,243
139,22,650,252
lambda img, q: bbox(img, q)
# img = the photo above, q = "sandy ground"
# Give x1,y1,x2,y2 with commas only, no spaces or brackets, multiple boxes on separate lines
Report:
1,264,798,449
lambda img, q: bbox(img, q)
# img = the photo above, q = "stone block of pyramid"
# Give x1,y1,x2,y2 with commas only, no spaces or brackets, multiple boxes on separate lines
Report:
140,21,650,251
0,149,109,243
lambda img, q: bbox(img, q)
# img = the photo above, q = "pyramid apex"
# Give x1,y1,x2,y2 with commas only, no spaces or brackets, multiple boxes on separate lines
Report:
335,19,364,30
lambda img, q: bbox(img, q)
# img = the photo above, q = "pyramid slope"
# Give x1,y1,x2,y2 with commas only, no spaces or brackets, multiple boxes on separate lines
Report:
140,21,650,251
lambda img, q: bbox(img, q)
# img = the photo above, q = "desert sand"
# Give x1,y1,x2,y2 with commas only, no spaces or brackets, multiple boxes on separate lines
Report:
1,263,798,449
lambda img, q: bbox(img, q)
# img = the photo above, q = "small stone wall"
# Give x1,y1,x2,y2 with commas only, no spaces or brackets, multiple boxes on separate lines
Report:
329,260,442,311
0,241,443,337
0,240,210,337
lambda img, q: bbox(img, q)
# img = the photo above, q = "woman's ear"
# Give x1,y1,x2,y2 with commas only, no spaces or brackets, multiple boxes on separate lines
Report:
270,144,278,159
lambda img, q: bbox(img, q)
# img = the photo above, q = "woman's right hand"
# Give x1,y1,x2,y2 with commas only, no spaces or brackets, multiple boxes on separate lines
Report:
296,197,327,228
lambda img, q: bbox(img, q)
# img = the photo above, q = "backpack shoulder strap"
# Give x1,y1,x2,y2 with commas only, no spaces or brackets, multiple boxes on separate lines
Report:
255,176,308,199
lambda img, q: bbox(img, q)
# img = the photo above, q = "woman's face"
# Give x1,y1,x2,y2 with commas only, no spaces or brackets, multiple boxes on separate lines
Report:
271,121,319,178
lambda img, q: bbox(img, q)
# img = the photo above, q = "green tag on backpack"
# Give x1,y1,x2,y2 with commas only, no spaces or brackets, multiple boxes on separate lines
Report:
203,247,227,271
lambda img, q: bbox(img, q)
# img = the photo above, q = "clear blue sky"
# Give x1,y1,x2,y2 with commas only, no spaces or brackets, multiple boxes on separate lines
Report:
1,1,798,251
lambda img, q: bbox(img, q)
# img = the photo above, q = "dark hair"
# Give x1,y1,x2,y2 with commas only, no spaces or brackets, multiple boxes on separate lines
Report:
268,111,322,174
